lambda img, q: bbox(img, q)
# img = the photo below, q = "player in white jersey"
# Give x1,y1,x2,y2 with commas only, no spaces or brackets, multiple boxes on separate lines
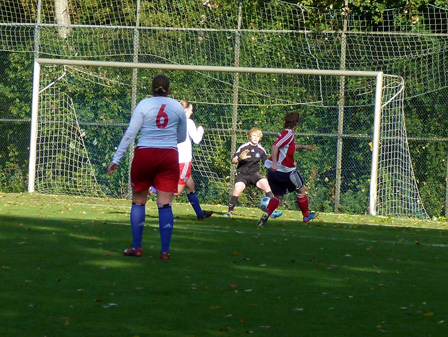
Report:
174,100,213,220
108,74,187,260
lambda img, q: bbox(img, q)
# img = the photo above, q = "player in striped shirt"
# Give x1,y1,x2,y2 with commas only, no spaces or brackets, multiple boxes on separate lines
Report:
256,111,318,227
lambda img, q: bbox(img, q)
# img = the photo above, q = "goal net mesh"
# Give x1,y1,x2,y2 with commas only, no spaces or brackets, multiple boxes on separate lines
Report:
2,0,441,218
35,62,427,218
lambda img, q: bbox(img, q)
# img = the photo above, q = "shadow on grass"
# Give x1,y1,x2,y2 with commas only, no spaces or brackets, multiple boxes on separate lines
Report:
1,208,448,337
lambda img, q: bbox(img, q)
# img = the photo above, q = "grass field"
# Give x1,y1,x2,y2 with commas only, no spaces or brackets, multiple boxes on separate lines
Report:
1,192,448,337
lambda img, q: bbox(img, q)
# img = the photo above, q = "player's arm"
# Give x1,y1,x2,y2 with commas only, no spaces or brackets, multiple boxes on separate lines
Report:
232,152,248,164
188,120,204,144
108,162,118,175
260,148,268,164
269,144,280,171
297,144,314,151
109,110,142,173
177,110,187,144
231,144,245,164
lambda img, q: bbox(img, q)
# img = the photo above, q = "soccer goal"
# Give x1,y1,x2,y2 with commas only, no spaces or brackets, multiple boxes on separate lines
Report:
28,58,428,219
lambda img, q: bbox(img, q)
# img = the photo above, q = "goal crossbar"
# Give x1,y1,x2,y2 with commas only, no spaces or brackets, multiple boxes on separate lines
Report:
30,58,384,215
36,58,382,77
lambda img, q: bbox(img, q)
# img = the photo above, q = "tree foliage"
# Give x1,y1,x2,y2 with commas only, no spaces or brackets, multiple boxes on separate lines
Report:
1,0,447,217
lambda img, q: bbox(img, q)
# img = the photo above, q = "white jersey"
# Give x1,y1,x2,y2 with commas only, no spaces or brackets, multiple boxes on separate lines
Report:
177,118,204,163
112,96,187,165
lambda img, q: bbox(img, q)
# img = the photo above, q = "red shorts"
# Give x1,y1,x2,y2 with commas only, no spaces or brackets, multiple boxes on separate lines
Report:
178,162,192,185
130,147,179,193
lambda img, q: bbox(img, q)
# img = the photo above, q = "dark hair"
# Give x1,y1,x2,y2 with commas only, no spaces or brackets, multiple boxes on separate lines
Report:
152,74,170,96
284,111,300,129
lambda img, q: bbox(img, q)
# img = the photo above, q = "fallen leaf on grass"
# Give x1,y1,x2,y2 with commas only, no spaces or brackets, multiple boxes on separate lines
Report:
103,303,118,309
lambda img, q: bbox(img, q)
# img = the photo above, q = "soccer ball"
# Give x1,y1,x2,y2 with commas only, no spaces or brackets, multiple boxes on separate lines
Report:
259,197,271,211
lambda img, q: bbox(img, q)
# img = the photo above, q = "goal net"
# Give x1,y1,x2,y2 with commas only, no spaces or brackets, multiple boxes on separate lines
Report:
29,59,428,219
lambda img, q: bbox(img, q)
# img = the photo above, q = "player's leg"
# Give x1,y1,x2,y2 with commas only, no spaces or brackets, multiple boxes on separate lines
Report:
175,183,186,196
124,147,153,257
256,172,285,226
156,191,175,260
153,149,180,260
255,175,274,198
291,171,318,222
174,162,188,196
223,181,246,216
262,194,281,217
185,177,213,220
257,194,282,227
122,189,147,257
255,177,282,219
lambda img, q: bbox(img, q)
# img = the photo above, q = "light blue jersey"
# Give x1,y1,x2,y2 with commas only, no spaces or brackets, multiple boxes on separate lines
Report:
113,96,187,165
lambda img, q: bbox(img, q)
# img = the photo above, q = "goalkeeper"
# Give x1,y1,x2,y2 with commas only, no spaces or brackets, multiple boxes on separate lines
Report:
222,127,282,218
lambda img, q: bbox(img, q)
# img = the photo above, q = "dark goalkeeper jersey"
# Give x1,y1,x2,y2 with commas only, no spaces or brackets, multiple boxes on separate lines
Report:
234,142,268,176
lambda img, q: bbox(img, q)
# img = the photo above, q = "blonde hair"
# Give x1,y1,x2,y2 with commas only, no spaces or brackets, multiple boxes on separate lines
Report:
249,127,263,139
180,100,191,109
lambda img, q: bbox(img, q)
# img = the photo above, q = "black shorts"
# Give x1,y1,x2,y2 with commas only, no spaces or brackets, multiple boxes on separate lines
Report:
235,172,265,186
267,170,304,196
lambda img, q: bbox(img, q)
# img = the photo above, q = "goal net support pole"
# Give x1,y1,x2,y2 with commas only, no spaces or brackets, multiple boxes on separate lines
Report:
371,72,384,216
30,58,384,215
28,60,41,193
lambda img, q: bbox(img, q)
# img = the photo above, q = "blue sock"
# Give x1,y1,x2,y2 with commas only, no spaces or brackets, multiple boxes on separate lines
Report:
187,192,203,218
130,203,145,249
158,204,174,253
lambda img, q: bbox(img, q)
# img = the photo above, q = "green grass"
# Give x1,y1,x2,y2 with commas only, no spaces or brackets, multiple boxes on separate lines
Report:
1,192,448,337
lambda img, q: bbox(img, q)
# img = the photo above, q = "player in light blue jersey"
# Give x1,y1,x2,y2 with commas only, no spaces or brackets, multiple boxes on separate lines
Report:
108,74,187,260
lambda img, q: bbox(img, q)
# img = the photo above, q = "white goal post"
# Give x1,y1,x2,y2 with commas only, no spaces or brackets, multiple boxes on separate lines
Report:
29,57,426,218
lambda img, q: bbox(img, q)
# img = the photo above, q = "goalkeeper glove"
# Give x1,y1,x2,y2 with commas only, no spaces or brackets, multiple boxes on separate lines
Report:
238,149,251,161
